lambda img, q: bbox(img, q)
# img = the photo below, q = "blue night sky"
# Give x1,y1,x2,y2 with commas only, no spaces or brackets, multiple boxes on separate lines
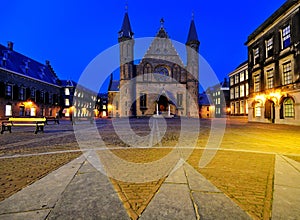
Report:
2,0,286,92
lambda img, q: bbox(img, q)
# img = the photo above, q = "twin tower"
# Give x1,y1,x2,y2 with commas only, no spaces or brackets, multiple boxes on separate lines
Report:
109,11,200,118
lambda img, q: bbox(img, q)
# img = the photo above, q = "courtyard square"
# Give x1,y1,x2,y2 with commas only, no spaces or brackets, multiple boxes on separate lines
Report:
0,118,299,219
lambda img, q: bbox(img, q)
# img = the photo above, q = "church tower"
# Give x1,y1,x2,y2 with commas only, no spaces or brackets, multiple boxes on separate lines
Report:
186,15,200,117
118,10,135,117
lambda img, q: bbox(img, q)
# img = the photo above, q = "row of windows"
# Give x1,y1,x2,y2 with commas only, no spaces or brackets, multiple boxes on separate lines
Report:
4,104,54,117
253,61,293,92
230,70,249,86
254,98,295,118
252,24,291,65
231,101,248,115
230,83,249,99
1,84,59,104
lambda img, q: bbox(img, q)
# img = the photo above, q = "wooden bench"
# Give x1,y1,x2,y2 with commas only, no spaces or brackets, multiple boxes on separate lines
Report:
1,117,46,134
46,116,60,124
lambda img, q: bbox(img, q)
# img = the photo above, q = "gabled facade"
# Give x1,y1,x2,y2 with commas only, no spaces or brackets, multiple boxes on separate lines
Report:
110,12,200,118
0,42,61,118
228,61,249,116
246,0,300,125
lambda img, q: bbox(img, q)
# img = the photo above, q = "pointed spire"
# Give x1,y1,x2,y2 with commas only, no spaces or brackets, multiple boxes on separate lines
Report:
118,10,133,40
186,13,199,44
156,18,169,38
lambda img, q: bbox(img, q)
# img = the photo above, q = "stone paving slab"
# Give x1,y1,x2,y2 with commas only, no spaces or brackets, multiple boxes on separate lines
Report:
47,158,129,220
0,155,85,215
0,209,51,220
272,155,300,220
140,183,197,220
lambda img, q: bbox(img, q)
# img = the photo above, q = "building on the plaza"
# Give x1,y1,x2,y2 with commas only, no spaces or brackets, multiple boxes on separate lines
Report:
245,0,300,125
0,42,61,118
228,61,249,116
198,92,212,118
108,11,200,117
60,80,98,118
206,79,230,118
95,93,108,118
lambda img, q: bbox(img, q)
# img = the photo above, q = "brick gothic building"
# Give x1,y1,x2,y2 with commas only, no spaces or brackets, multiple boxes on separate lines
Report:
246,0,300,125
108,12,200,117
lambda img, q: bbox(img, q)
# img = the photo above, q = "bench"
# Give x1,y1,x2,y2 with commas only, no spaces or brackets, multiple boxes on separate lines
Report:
1,117,46,134
46,116,60,124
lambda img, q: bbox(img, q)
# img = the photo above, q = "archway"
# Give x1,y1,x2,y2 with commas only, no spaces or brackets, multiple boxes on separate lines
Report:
158,95,168,112
265,99,275,123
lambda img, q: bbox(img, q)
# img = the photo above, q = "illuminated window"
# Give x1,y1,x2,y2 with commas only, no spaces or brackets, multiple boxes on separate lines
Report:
240,71,244,82
103,105,106,110
284,98,294,117
266,69,274,89
65,98,70,106
65,88,70,95
30,107,36,116
230,77,234,86
245,83,249,96
5,104,12,116
240,85,244,97
266,37,273,58
240,100,244,114
245,69,249,80
282,62,292,85
255,102,261,117
254,74,260,92
253,47,260,65
282,25,291,49
230,88,234,99
235,74,239,84
235,102,239,114
235,87,239,98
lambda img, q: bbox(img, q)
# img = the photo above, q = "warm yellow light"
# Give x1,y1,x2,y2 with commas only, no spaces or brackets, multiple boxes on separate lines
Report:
108,104,113,110
269,92,281,101
255,95,266,103
227,108,231,112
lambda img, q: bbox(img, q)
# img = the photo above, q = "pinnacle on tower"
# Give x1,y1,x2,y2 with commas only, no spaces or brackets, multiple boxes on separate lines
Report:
186,14,200,46
118,11,134,41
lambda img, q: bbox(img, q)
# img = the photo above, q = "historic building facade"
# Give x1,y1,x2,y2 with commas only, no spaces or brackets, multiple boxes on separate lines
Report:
246,0,300,125
0,42,61,118
229,61,249,116
206,79,230,118
108,12,200,117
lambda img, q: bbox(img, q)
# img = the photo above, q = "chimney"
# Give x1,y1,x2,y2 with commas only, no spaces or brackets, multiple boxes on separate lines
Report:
45,60,50,65
7,41,14,51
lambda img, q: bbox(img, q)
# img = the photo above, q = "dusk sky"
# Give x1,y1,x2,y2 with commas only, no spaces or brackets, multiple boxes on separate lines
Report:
2,0,287,92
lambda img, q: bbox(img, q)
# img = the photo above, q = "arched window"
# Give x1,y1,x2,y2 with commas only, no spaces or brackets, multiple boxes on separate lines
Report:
284,98,294,117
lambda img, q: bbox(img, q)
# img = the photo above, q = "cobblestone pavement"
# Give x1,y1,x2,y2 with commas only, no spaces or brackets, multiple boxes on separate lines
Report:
0,118,299,219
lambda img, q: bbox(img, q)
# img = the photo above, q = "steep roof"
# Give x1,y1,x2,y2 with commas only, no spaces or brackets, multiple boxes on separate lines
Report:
108,80,119,92
186,19,199,44
0,43,60,86
142,19,184,66
118,12,134,39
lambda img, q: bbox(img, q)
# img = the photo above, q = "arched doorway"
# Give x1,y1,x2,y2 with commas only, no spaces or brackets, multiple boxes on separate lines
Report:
158,95,168,112
265,99,275,123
